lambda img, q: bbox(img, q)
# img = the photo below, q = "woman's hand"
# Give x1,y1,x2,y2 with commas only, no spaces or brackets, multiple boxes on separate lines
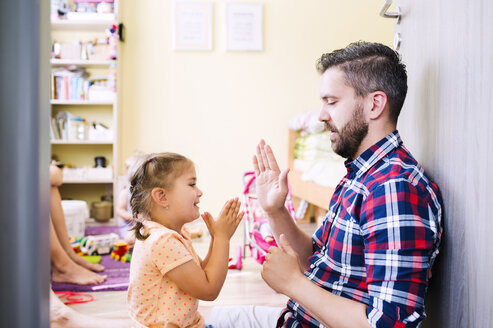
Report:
201,198,243,240
253,140,290,215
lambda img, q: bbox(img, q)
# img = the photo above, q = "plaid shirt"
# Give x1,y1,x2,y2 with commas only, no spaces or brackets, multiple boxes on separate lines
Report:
279,131,443,328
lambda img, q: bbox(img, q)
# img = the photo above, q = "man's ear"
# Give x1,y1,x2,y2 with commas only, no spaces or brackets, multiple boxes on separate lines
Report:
151,187,168,207
367,91,388,120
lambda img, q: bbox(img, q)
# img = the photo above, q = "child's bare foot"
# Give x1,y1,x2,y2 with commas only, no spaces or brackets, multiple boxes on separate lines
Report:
69,253,105,272
52,261,107,285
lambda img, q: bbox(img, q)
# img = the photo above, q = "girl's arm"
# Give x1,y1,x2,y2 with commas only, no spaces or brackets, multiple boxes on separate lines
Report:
166,199,243,301
199,235,214,268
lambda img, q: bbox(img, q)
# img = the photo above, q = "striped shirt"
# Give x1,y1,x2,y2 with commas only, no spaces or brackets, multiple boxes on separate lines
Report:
279,131,443,328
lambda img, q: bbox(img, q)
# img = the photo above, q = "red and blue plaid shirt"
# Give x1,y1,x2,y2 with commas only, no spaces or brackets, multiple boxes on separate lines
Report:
279,131,443,328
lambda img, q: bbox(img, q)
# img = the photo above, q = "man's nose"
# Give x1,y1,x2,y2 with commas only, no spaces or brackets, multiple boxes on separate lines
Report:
318,106,331,122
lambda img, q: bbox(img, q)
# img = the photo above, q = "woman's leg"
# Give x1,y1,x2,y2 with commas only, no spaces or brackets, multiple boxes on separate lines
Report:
50,219,107,285
50,184,104,272
50,289,131,328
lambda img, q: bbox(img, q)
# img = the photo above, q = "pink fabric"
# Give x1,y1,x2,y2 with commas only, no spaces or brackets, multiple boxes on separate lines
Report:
127,221,204,328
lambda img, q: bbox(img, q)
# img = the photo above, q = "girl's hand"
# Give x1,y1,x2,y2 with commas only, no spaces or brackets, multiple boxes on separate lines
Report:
253,140,290,215
201,198,243,240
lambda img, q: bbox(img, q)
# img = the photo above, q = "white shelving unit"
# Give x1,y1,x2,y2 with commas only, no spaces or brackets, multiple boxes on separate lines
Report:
51,59,116,67
50,4,120,222
50,99,115,105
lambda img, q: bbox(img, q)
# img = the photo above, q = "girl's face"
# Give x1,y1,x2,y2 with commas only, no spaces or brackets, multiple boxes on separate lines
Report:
165,165,203,223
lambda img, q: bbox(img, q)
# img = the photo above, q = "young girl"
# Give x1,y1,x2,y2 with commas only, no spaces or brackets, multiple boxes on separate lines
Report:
127,152,243,328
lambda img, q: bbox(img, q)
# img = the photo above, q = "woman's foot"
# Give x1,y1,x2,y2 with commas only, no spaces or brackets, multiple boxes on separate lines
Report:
69,252,105,272
50,289,132,328
52,261,107,285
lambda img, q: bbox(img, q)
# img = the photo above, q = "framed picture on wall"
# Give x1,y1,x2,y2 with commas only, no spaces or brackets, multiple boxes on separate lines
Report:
173,0,213,51
226,2,263,51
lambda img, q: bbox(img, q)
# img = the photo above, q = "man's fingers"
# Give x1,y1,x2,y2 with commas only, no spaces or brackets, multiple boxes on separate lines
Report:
265,144,280,172
256,143,266,172
279,168,290,195
253,156,260,176
279,234,296,256
259,142,271,170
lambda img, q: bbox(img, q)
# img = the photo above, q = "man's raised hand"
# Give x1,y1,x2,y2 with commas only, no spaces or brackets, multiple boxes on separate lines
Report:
252,140,290,215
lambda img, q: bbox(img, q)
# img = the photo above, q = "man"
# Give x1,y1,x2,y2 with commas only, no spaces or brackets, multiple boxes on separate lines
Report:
210,41,443,328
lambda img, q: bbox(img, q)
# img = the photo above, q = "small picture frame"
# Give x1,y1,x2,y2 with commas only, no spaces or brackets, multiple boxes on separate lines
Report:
173,0,213,51
226,2,263,51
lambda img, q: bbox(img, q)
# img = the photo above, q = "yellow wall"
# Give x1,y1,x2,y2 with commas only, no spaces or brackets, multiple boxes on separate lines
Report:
118,0,393,214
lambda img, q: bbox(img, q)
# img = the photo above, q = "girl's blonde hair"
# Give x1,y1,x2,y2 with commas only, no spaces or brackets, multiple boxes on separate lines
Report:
129,152,193,240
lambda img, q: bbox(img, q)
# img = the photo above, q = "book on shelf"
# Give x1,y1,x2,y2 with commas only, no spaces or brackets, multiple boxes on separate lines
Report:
51,67,115,101
50,111,112,142
51,68,90,101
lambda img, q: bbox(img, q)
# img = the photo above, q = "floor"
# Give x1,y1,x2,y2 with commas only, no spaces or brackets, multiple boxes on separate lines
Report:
69,220,317,320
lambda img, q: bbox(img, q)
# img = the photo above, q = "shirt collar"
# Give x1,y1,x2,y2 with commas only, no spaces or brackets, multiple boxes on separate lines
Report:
344,130,402,178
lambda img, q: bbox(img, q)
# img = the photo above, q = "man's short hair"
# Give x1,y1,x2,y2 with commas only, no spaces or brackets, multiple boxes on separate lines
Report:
317,41,408,123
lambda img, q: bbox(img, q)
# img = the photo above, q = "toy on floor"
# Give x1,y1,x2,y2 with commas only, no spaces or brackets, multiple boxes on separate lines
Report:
70,237,83,255
228,245,242,270
80,233,119,256
111,241,132,262
55,291,94,305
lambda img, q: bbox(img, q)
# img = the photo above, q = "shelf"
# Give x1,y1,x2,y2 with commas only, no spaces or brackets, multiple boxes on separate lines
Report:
51,4,119,212
288,129,334,211
62,179,113,184
51,140,113,145
51,99,114,105
51,59,116,67
289,169,333,210
51,15,116,31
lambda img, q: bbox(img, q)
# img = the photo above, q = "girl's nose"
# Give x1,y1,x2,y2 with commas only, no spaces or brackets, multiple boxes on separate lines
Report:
197,188,203,197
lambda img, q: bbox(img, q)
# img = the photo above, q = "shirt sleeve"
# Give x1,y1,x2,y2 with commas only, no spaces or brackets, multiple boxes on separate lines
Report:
360,179,438,328
150,231,193,275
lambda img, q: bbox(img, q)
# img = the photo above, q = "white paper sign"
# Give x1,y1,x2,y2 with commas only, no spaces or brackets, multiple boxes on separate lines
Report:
173,0,213,51
226,3,263,51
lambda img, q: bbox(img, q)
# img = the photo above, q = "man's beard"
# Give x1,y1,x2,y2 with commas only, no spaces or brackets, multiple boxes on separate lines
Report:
325,104,368,159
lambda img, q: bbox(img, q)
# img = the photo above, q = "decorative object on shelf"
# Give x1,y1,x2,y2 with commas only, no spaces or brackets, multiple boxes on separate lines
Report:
91,200,113,222
62,167,113,183
73,0,115,14
94,156,107,168
106,24,119,60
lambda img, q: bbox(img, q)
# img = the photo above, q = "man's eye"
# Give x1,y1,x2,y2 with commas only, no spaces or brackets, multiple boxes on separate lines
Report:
322,98,335,105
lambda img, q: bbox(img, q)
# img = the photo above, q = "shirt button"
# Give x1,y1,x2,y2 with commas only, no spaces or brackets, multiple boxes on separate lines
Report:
310,264,314,269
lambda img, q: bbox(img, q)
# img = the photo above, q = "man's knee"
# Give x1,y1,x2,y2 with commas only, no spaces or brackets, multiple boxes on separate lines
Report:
208,305,282,328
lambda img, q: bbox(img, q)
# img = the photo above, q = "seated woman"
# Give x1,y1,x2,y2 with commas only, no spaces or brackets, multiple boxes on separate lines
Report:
50,164,107,285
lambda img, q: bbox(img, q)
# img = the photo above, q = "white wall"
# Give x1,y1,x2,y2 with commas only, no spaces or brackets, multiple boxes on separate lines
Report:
119,0,393,214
